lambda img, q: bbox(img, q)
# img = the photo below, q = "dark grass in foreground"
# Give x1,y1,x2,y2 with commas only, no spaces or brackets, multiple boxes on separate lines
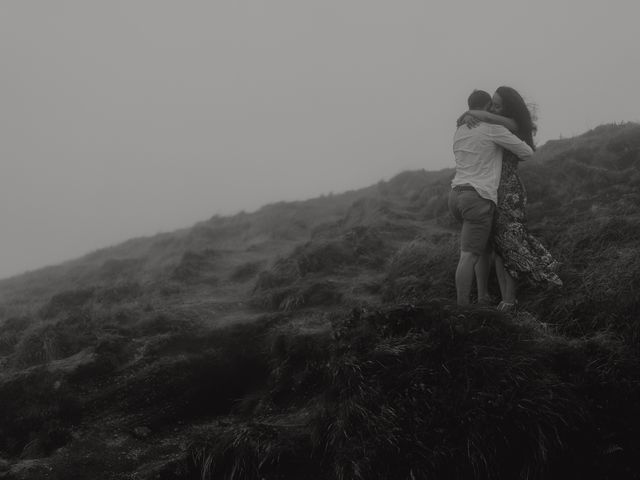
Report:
186,303,640,480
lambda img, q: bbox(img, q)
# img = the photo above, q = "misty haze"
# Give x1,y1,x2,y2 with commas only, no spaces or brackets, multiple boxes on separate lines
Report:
1,1,640,479
1,0,638,279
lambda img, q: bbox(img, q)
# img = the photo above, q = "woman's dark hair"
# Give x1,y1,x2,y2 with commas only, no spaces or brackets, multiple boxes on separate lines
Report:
495,86,537,150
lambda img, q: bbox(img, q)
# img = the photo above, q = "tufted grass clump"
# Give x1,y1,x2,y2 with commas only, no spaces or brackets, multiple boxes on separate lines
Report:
189,303,640,480
189,421,321,480
527,215,640,344
11,313,97,368
87,319,274,428
312,304,640,480
382,240,457,303
0,369,80,456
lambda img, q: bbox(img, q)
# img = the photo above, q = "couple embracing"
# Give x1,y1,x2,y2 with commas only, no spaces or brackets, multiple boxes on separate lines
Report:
449,87,562,311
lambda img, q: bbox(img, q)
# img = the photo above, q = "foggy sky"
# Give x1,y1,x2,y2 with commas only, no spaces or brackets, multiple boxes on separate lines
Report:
1,0,639,279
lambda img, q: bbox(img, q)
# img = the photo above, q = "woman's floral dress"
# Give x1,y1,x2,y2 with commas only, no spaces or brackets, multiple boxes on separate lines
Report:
493,150,563,286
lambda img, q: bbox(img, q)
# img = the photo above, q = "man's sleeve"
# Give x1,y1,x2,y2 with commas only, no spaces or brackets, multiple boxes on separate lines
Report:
486,125,533,159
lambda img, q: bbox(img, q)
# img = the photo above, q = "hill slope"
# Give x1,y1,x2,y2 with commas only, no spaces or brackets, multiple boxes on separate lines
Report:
0,122,639,479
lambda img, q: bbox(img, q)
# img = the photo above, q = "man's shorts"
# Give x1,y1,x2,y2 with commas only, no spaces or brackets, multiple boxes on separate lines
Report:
448,187,495,255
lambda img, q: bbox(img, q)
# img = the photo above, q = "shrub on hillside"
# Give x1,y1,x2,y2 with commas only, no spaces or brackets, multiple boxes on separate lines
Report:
67,333,133,383
571,216,640,254
0,316,32,355
517,215,640,347
420,192,449,219
0,368,80,456
90,321,273,428
295,241,353,275
229,260,265,283
254,281,344,312
303,281,343,308
268,328,334,406
340,197,413,231
190,304,640,480
40,288,96,319
190,421,319,480
519,164,561,207
382,239,457,303
12,314,96,367
539,253,640,340
171,249,219,285
132,313,200,337
606,123,640,154
253,258,301,292
252,286,303,311
255,228,390,295
344,226,390,264
94,282,143,304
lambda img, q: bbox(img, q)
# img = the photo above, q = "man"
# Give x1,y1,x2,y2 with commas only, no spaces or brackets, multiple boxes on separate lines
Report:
449,90,533,305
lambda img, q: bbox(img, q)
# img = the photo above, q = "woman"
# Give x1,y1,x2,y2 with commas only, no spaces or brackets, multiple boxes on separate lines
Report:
461,86,562,311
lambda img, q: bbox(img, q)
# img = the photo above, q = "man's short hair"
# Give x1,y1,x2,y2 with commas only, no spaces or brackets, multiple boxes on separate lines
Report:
467,90,491,110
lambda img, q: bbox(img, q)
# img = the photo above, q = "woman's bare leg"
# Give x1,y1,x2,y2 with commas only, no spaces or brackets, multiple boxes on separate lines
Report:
495,254,517,303
503,272,517,304
494,254,507,301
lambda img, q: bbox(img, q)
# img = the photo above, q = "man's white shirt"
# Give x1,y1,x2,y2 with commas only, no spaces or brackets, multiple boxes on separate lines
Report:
452,123,534,205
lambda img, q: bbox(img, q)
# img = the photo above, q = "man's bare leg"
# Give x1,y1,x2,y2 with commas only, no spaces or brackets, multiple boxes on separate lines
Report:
456,251,480,305
503,272,517,304
495,254,517,303
475,250,492,303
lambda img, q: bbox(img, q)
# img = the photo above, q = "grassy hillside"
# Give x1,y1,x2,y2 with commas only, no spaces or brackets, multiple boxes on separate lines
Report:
0,122,639,479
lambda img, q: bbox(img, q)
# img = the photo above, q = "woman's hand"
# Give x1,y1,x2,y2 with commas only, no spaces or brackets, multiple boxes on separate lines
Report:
456,112,481,128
